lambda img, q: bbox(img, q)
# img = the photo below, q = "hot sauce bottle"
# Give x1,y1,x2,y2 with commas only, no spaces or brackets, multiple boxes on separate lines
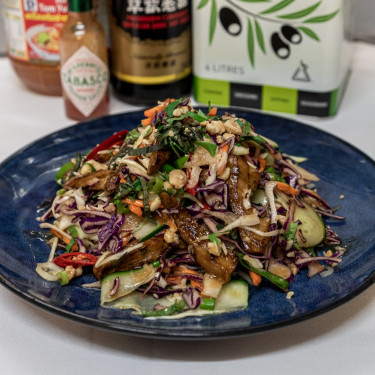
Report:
59,0,109,120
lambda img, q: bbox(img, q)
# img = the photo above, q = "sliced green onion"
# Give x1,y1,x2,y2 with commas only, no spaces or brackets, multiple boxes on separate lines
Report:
200,297,215,310
56,189,66,196
142,300,186,317
83,162,96,172
65,237,75,252
208,233,221,246
55,161,74,183
151,177,164,194
114,199,130,214
238,253,289,290
161,163,175,173
68,226,78,238
57,271,70,285
174,155,189,169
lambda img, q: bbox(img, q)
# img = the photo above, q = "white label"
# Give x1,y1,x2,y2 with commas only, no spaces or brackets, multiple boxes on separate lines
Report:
193,0,352,92
61,46,109,117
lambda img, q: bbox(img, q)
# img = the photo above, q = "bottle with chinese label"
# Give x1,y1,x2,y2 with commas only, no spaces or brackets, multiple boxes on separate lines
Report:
108,0,192,105
59,0,109,120
2,0,68,96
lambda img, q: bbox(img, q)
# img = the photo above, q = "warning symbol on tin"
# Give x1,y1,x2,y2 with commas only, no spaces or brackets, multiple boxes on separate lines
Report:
292,61,311,82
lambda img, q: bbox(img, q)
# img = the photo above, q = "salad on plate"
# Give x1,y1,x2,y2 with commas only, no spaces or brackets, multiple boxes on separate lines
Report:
36,98,345,317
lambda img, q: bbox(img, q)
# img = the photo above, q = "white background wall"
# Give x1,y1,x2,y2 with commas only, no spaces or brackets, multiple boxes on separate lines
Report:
0,0,374,55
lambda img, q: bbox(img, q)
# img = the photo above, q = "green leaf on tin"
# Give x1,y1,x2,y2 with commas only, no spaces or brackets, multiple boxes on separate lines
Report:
260,0,295,14
304,9,340,23
209,0,217,45
247,18,255,67
278,1,321,19
197,0,210,9
298,26,320,41
255,19,266,54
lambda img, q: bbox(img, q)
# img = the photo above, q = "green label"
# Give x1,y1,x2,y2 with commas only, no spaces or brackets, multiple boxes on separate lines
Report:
262,86,298,114
194,76,230,106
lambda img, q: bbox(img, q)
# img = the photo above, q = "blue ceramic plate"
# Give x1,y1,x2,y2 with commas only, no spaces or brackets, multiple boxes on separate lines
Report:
0,109,374,339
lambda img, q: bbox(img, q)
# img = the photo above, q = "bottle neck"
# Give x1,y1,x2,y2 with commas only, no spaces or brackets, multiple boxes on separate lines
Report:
68,0,92,12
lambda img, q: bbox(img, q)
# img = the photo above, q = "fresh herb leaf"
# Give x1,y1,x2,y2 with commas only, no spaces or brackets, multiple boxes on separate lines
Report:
140,177,155,223
126,144,163,156
113,178,142,201
125,128,140,141
165,99,182,117
186,111,207,123
196,141,217,157
156,120,203,156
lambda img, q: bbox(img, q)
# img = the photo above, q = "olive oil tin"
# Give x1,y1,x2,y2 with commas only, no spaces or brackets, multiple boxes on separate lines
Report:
193,0,353,117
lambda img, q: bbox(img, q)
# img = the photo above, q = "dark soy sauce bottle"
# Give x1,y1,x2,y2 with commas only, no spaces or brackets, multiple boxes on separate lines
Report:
108,0,192,105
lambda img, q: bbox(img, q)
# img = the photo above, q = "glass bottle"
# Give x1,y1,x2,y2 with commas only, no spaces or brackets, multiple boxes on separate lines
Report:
108,0,192,106
59,0,109,120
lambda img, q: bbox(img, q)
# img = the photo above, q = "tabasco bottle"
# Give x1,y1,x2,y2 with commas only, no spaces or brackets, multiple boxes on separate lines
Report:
59,0,109,120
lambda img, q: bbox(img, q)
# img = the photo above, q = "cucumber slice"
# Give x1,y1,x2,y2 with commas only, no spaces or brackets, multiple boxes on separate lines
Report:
100,264,156,304
214,279,249,311
251,188,268,206
294,202,326,247
132,220,167,242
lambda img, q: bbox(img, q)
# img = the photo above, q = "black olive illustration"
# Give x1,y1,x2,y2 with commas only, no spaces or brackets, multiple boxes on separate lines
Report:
271,32,290,59
281,25,302,44
219,7,242,36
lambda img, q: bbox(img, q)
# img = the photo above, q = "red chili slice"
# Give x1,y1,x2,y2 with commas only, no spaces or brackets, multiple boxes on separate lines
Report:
53,252,98,268
86,129,128,161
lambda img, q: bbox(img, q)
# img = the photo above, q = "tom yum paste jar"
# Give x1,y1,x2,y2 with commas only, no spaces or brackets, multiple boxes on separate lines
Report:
2,0,68,95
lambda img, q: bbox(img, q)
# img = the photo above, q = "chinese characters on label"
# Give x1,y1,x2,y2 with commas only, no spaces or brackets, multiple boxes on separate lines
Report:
127,0,188,15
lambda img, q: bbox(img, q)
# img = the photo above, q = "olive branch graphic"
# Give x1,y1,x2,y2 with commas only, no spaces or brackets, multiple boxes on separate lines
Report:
197,0,340,67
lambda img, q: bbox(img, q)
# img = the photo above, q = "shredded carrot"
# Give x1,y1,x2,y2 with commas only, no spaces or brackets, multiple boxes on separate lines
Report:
249,270,262,286
122,198,144,207
221,144,229,153
258,157,267,172
144,105,163,118
128,204,143,217
141,117,153,126
164,275,183,285
207,107,217,116
51,229,78,251
119,176,127,184
276,182,299,196
121,234,132,248
173,266,204,290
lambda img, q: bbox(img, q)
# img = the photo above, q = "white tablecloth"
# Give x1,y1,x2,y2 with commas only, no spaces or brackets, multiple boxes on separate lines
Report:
0,42,375,375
